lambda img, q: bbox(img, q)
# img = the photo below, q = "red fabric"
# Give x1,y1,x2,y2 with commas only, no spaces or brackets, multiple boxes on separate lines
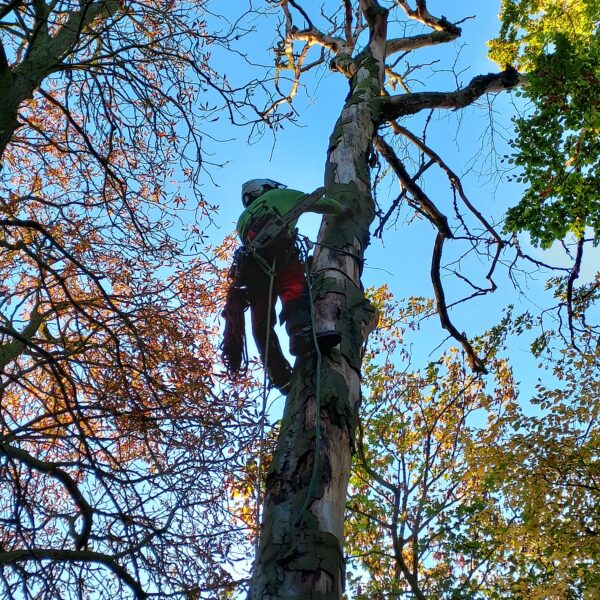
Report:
275,254,305,305
245,222,305,306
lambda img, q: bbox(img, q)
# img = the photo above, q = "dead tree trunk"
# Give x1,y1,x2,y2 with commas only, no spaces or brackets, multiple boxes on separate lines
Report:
249,6,387,599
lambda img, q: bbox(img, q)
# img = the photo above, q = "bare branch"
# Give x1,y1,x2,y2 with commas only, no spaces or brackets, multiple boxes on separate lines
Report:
0,0,25,21
374,135,486,373
391,123,505,291
375,68,523,123
0,549,146,598
431,232,487,373
374,157,435,235
0,441,93,550
566,237,584,350
396,0,458,32
287,0,314,29
393,124,502,243
386,27,461,56
374,134,451,236
0,302,44,372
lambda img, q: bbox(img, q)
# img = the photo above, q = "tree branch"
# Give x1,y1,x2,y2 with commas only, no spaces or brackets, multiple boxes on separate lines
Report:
566,236,584,350
396,0,459,32
0,549,146,598
374,157,435,235
431,232,487,374
0,441,94,550
386,27,461,56
374,134,451,236
287,0,314,30
373,135,487,373
0,0,25,21
391,122,505,290
0,39,8,71
1,0,120,158
0,302,44,372
374,68,523,123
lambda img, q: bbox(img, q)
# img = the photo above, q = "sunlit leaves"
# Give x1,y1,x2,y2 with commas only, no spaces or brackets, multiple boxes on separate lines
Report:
346,286,599,598
490,0,600,247
347,287,518,598
470,337,600,598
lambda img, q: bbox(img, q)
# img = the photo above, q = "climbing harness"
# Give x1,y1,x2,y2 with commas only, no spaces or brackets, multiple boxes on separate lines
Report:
221,187,327,376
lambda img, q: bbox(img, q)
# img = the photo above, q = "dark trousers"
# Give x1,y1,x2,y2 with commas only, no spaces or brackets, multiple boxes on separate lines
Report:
242,229,306,388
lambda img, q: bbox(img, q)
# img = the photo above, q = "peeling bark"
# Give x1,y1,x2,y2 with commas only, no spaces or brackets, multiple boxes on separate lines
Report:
386,28,461,55
249,8,386,600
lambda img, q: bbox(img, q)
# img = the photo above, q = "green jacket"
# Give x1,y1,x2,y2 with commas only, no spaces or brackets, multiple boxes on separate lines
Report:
237,188,342,241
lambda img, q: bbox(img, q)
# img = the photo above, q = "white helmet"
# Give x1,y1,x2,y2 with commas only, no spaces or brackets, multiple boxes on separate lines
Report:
241,178,286,207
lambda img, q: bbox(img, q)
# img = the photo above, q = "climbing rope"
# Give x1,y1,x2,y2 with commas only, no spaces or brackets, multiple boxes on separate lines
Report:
295,239,324,526
254,257,276,551
308,238,364,266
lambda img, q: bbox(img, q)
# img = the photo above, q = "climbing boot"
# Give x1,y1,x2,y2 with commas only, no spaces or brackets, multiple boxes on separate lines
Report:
268,362,292,394
255,322,293,394
289,328,341,356
282,296,342,356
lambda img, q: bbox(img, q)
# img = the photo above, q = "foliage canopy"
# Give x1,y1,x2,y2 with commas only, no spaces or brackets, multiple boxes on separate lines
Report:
490,0,600,247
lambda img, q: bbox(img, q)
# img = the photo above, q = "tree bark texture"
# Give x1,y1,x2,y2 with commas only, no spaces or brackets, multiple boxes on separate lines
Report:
249,5,387,599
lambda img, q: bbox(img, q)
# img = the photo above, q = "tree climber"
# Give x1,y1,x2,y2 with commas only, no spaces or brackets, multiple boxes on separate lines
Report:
221,178,344,393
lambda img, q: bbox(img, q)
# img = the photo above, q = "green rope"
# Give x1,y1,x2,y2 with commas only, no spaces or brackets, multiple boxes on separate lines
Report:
298,234,364,266
254,257,276,552
295,243,323,527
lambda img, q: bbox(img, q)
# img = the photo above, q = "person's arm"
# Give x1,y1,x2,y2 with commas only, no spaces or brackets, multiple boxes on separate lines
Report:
236,208,251,241
309,195,343,216
262,187,347,219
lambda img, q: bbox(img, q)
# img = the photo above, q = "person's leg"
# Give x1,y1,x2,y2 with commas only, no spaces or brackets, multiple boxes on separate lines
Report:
248,267,292,392
276,249,341,356
241,233,293,392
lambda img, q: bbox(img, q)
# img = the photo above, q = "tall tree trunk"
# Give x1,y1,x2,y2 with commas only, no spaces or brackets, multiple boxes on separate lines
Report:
249,6,387,599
